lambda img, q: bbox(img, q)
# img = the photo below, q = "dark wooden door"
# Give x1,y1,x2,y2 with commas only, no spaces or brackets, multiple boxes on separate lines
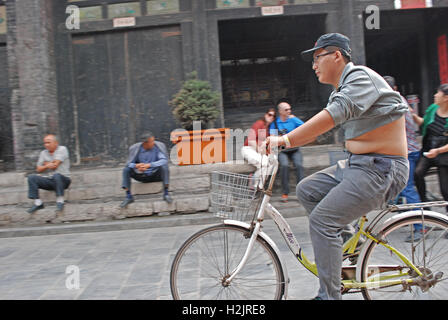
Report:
72,26,183,164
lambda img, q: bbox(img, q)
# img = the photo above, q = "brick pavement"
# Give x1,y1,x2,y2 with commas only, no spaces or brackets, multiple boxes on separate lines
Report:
0,215,367,300
1,202,447,300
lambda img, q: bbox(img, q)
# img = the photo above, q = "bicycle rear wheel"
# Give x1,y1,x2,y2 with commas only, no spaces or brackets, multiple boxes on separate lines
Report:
170,224,285,300
360,215,448,300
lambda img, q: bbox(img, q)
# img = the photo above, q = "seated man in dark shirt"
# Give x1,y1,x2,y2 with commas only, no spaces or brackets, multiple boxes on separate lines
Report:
121,132,172,208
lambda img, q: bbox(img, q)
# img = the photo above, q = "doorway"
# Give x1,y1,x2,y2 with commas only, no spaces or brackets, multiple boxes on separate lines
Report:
364,8,448,113
218,14,326,130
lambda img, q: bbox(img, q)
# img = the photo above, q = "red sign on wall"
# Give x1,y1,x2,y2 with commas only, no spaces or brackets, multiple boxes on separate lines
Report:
397,0,429,9
402,0,426,8
438,35,448,84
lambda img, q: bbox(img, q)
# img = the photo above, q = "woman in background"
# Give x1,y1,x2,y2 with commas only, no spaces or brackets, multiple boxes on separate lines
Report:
413,83,448,214
241,108,276,189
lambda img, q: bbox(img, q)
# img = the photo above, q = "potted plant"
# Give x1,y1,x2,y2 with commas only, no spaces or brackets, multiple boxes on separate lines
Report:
169,72,229,165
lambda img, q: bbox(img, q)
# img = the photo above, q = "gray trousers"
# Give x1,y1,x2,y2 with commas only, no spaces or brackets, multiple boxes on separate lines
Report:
296,153,409,300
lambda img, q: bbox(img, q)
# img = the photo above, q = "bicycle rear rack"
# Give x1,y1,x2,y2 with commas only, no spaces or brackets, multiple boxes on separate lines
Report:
387,201,448,212
365,201,448,235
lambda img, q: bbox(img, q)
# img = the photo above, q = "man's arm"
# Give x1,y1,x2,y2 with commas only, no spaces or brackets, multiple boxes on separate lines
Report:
267,110,335,150
325,71,382,126
37,160,62,172
287,110,335,147
127,144,139,169
150,149,168,168
41,147,68,171
37,162,50,173
138,148,169,172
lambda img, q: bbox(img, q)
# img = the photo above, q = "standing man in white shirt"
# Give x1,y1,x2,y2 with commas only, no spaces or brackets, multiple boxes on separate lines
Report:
27,134,71,213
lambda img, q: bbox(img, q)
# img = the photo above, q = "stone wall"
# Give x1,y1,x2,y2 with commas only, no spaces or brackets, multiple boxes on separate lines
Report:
6,0,59,169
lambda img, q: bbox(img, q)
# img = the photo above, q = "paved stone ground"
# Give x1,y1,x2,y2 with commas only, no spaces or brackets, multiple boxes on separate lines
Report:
0,214,368,300
0,166,444,300
1,203,447,300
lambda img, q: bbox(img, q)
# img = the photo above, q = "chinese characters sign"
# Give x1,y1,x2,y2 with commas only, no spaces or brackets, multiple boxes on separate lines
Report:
438,35,448,84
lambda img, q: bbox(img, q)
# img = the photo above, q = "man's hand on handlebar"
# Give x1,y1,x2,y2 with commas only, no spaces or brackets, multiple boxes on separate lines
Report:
265,136,286,154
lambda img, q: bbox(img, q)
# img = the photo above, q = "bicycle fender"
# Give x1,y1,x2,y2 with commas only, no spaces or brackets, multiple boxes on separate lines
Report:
224,219,290,300
355,210,448,282
368,210,448,237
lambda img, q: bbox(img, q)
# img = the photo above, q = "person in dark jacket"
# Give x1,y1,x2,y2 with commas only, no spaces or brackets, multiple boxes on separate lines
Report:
413,83,448,213
120,132,171,208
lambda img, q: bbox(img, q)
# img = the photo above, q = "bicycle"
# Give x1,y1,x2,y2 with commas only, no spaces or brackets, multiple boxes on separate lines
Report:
170,154,448,300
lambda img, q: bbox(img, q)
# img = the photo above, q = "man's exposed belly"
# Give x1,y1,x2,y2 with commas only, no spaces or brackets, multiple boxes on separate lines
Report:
345,116,408,157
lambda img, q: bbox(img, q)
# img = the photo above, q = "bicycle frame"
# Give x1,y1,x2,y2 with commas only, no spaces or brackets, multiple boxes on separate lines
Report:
227,196,428,292
223,153,442,293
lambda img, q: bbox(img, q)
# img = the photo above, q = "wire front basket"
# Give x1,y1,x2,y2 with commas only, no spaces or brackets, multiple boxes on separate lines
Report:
210,171,259,221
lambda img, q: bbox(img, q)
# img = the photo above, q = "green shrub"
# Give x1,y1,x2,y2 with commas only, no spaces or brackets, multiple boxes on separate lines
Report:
169,71,221,130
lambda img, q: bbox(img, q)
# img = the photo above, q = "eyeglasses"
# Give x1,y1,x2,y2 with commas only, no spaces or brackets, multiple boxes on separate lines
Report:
267,113,275,117
312,51,336,65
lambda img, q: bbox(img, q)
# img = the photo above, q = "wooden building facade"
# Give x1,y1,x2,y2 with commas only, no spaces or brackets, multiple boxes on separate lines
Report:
0,0,448,169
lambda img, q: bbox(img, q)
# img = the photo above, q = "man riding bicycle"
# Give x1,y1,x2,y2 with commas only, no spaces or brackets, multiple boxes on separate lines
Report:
266,33,409,300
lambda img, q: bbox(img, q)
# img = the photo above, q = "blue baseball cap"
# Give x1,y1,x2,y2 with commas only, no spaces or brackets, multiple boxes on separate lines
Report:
301,33,352,61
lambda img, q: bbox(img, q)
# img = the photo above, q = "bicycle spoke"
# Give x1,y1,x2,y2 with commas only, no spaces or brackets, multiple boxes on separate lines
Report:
232,281,267,299
226,230,246,273
198,234,224,277
224,229,229,275
171,225,284,300
425,231,446,256
233,281,282,288
361,217,448,300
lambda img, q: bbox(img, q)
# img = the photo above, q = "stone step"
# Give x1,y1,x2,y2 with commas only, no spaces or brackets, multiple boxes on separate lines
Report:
0,161,257,188
0,144,347,229
0,195,309,238
0,192,211,228
0,191,303,227
0,146,340,206
0,162,256,206
0,144,342,188
0,174,211,206
0,172,24,188
0,189,305,229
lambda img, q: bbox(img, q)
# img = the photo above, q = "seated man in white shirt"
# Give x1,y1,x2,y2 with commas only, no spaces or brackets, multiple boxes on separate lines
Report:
27,134,71,213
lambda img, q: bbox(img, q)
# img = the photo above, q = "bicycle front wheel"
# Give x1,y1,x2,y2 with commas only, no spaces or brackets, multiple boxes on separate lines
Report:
170,224,285,300
360,215,448,300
